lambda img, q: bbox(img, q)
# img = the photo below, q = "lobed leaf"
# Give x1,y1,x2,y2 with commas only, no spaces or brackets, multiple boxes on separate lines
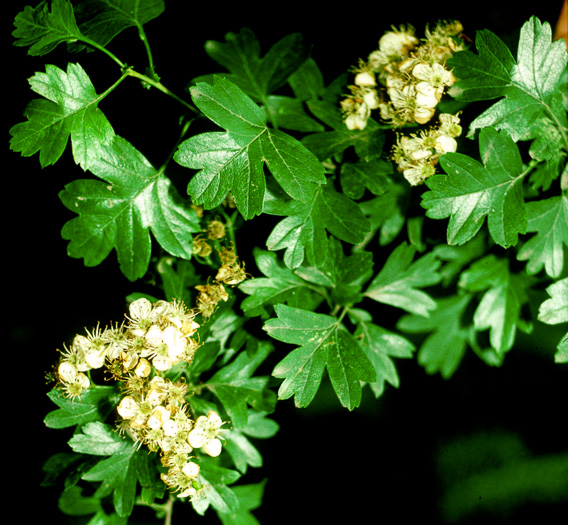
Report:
364,241,441,316
9,63,114,168
72,0,165,48
201,28,308,102
449,16,568,142
516,195,568,278
60,134,200,281
13,0,84,56
265,304,376,409
176,76,326,220
421,128,527,248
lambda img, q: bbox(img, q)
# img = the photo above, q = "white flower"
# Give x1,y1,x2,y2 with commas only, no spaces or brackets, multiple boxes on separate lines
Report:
58,361,77,383
202,438,222,457
354,71,376,87
344,102,371,130
378,26,418,56
415,81,441,108
145,325,187,371
117,396,139,420
412,63,455,91
182,461,200,479
147,406,171,430
187,411,225,455
438,113,462,137
434,134,458,154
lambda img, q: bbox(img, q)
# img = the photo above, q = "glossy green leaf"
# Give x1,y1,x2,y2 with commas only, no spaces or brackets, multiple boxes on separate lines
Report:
72,0,165,48
60,134,200,281
13,0,83,56
264,182,370,269
449,16,568,142
206,340,274,428
516,195,568,278
44,385,119,429
459,255,532,355
355,322,415,397
421,128,527,248
538,277,568,325
239,249,324,314
294,236,374,306
9,63,114,168
81,437,138,517
175,76,325,219
265,304,376,409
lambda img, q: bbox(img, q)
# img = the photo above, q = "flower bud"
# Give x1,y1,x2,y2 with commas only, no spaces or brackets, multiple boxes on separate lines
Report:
58,361,77,383
182,461,200,479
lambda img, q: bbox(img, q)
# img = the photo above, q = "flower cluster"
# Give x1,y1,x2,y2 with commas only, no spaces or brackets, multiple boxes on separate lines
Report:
117,379,226,498
56,298,200,399
391,112,463,185
54,298,229,499
341,20,465,130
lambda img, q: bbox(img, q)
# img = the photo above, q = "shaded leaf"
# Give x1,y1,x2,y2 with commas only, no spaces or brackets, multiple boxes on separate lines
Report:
364,241,441,316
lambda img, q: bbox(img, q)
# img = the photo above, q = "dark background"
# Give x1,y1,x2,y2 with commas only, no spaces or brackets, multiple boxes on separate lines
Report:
6,1,567,523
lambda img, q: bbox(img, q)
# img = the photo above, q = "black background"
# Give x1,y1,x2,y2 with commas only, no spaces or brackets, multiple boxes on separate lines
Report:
6,1,568,523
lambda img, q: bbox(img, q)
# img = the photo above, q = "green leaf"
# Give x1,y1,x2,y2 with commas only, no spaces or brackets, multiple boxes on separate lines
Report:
206,340,274,428
398,294,472,378
301,120,385,161
264,304,376,409
217,481,267,525
239,249,325,314
538,277,568,363
58,486,104,517
421,127,527,248
288,58,325,102
264,182,370,269
339,158,393,199
193,462,241,516
81,440,138,518
516,196,568,278
201,28,308,102
294,236,374,306
355,322,415,397
449,17,568,142
364,242,441,316
9,63,114,168
68,422,130,456
459,255,531,355
72,0,165,49
175,77,325,219
60,135,200,281
264,95,325,132
44,385,118,429
358,183,408,246
13,0,84,56
538,277,568,325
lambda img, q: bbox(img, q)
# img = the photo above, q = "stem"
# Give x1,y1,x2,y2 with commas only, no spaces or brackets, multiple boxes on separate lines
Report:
78,36,126,68
163,495,174,525
125,68,199,114
137,24,157,78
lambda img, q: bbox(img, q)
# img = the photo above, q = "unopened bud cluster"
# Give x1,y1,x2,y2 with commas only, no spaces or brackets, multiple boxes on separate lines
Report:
193,218,250,318
54,297,228,499
340,21,466,185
